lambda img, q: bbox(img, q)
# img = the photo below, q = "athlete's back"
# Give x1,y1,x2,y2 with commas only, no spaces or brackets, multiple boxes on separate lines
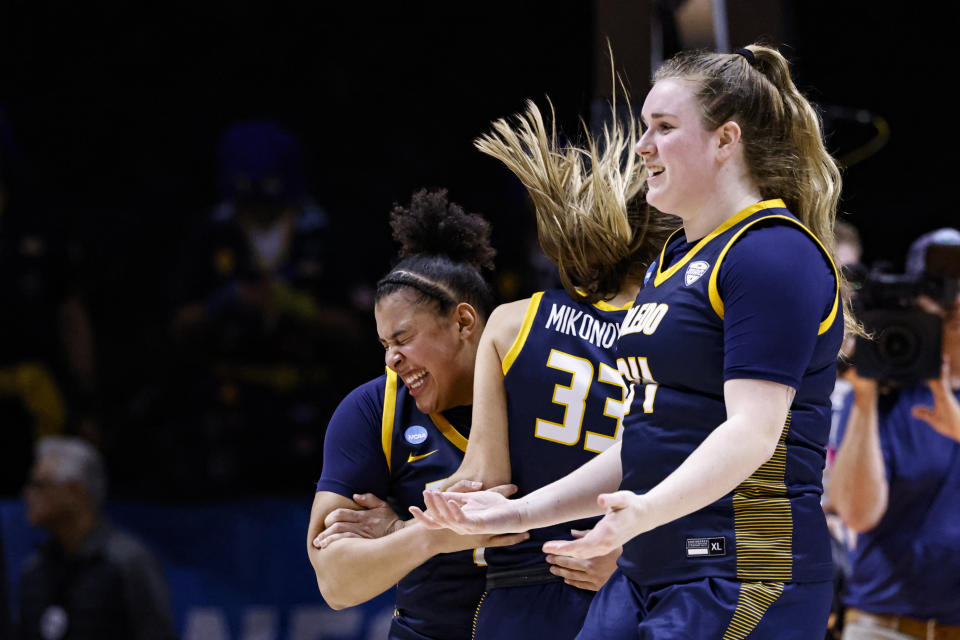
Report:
490,289,630,569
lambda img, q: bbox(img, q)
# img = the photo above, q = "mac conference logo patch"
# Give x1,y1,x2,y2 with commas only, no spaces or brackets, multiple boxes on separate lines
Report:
404,425,428,445
685,261,710,286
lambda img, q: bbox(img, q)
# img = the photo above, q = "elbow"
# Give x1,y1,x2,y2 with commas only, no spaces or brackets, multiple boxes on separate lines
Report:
830,487,887,534
309,549,358,610
835,500,887,534
315,575,359,611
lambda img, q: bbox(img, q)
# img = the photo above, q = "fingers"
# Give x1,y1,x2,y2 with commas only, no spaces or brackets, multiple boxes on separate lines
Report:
408,506,443,529
316,532,362,549
352,493,388,508
313,521,370,547
446,479,483,493
912,406,935,424
425,492,471,531
483,532,530,548
324,508,363,529
488,484,519,498
545,553,587,570
560,578,602,591
542,539,578,557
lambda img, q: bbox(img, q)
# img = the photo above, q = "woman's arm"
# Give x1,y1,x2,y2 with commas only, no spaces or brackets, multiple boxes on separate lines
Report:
438,300,529,490
307,490,526,609
542,378,791,557
829,372,888,532
413,440,623,534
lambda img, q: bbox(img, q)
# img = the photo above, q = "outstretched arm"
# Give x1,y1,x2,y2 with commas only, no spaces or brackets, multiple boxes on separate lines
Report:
307,491,526,609
413,440,623,534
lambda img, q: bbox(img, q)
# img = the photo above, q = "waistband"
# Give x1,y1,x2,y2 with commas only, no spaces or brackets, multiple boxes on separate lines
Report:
485,564,562,590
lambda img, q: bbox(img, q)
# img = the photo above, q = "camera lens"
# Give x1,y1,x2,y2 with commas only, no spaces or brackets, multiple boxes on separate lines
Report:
877,324,920,367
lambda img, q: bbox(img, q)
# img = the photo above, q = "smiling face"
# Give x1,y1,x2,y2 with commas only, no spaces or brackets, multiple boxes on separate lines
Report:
375,290,478,414
636,78,720,218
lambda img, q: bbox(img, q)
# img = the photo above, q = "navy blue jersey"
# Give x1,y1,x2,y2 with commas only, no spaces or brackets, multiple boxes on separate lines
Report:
487,289,631,569
316,370,484,640
615,199,842,586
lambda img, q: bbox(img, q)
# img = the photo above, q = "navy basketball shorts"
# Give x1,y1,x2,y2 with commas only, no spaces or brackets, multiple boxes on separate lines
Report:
474,580,596,640
575,569,832,640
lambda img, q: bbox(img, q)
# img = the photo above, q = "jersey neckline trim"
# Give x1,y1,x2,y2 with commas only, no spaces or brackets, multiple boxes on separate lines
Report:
653,199,787,287
429,411,468,452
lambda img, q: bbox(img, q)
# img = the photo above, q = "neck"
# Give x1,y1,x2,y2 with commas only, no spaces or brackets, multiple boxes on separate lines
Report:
50,509,99,555
611,281,642,305
680,168,763,242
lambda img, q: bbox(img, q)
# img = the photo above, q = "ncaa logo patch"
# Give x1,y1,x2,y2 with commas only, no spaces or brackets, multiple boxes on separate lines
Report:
643,262,657,285
404,425,428,445
684,260,710,286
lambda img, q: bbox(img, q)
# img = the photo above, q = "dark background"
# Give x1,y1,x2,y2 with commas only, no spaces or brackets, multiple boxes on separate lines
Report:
0,0,953,496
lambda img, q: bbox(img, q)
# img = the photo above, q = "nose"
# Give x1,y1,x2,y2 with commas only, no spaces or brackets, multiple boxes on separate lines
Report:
635,127,653,157
384,346,403,370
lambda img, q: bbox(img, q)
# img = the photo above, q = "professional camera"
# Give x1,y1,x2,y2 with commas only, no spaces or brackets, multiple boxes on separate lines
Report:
852,243,960,385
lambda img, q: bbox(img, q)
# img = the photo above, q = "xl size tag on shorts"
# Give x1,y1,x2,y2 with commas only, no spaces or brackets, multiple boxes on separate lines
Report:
686,537,726,557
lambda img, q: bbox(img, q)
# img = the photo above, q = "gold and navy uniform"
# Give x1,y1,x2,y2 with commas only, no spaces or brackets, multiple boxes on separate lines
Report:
616,199,841,587
316,370,483,640
490,289,630,569
474,290,630,640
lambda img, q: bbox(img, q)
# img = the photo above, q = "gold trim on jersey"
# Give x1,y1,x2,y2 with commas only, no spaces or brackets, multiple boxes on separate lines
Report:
707,214,840,335
593,299,634,311
653,199,787,287
501,291,544,375
429,411,468,452
733,411,793,582
381,367,398,472
572,287,635,312
721,581,785,640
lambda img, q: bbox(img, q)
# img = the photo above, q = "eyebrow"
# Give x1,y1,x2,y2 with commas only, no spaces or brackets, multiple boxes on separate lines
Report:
380,328,409,344
643,112,677,123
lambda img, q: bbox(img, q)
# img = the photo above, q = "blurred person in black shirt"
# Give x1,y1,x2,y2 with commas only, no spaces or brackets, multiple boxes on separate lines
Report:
18,436,175,640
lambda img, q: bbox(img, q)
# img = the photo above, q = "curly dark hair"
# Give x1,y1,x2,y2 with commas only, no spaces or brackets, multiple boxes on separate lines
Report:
376,189,496,319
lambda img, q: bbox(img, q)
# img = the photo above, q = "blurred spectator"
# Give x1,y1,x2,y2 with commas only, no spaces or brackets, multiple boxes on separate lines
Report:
830,229,960,639
159,120,372,495
18,436,175,640
834,219,863,270
0,108,99,497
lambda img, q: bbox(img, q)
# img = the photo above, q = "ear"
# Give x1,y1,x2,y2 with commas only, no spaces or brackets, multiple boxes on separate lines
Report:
715,120,743,162
452,302,480,340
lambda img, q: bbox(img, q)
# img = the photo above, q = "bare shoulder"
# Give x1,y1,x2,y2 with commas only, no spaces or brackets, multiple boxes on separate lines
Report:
486,297,536,350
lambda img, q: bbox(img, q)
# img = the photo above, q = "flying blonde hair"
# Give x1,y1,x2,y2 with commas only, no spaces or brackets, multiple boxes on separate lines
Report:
475,97,674,303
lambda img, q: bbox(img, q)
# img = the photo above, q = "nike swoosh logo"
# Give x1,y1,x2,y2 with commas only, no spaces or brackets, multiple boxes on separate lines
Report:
407,450,439,463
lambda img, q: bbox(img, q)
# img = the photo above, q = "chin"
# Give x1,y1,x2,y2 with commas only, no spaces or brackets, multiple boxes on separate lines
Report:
413,397,438,415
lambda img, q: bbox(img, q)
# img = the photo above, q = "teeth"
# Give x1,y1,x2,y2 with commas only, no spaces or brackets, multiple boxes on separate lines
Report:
404,370,427,389
650,167,664,176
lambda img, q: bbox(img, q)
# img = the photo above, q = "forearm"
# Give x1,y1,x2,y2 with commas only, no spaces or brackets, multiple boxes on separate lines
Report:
830,397,888,532
518,442,623,529
309,522,440,609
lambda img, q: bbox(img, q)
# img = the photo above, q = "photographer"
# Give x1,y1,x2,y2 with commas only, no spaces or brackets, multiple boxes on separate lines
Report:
831,228,960,639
